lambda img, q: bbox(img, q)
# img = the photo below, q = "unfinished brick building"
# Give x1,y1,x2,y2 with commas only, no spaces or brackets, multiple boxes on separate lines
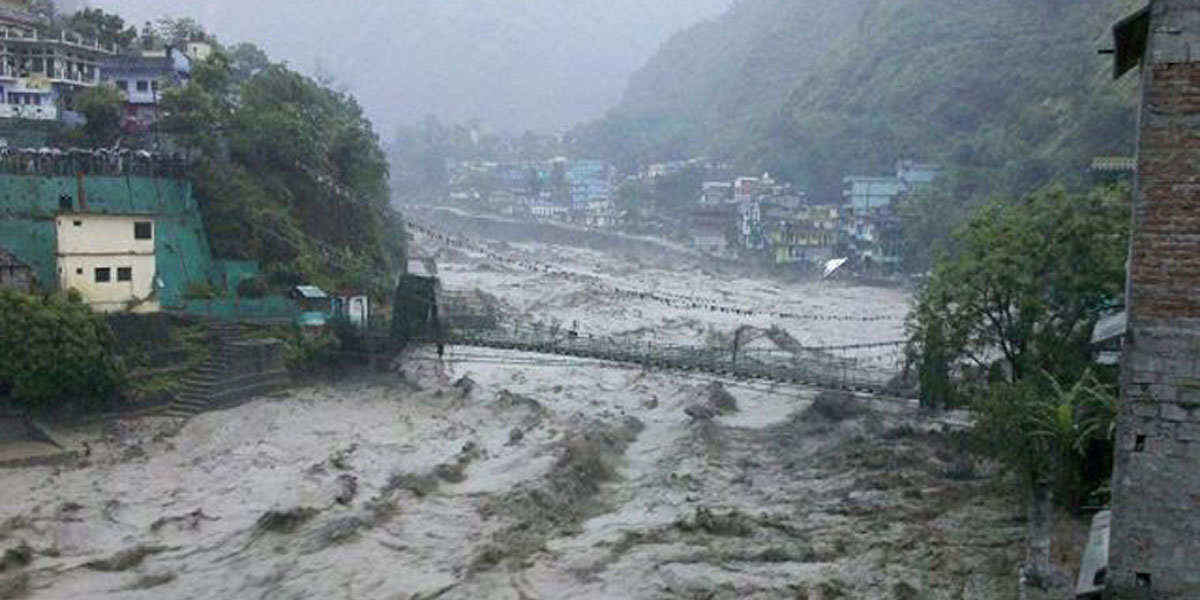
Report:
1109,0,1200,597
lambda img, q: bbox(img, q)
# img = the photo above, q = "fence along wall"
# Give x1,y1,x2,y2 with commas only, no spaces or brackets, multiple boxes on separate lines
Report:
0,173,214,308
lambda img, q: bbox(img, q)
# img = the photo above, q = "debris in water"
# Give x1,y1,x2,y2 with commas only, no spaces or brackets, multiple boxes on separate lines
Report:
84,545,167,572
0,572,29,599
453,376,476,396
676,507,754,538
684,404,718,421
803,390,865,423
507,427,525,445
150,509,217,533
0,542,32,572
256,508,318,534
334,474,359,506
702,382,739,414
125,571,176,591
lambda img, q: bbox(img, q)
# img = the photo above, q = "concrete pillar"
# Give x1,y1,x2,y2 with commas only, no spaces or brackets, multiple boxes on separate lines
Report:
1109,1,1200,598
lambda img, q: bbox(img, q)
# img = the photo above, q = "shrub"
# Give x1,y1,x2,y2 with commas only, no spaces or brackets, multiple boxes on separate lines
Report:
283,331,341,372
236,276,269,299
0,290,124,413
184,281,220,300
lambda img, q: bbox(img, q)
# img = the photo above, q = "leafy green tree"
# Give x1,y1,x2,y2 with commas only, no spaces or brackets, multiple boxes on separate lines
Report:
163,48,401,296
155,17,207,47
0,290,123,414
74,84,124,147
908,184,1127,587
972,371,1117,585
906,185,1128,397
227,43,272,83
66,8,138,50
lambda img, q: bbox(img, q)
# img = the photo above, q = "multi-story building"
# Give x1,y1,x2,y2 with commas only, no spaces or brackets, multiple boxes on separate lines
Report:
692,202,736,256
566,160,613,210
843,176,905,216
101,47,191,133
55,212,159,313
737,200,762,251
844,161,939,216
701,181,732,205
763,203,840,268
0,0,114,121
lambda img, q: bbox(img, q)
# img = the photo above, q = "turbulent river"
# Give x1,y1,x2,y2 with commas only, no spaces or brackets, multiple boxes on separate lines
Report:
0,211,1031,599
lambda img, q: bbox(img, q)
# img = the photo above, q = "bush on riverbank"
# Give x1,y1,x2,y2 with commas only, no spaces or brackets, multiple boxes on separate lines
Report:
0,290,124,414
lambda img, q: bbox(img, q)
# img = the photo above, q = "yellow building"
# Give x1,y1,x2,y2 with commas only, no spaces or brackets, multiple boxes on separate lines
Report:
55,213,159,313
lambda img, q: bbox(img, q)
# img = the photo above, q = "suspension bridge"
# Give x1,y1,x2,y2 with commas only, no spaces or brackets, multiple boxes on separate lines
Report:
396,214,917,400
409,321,914,399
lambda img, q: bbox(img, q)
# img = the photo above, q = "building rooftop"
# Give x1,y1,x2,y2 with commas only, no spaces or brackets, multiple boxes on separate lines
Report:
291,285,328,300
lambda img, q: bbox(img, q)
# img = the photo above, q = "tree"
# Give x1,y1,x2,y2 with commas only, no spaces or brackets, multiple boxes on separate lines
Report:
906,185,1128,397
0,290,123,414
163,49,402,295
66,8,138,50
155,17,207,47
228,43,272,83
74,85,124,147
907,184,1128,588
972,371,1117,586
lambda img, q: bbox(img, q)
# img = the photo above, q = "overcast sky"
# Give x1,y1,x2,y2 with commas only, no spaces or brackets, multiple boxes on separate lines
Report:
73,0,730,137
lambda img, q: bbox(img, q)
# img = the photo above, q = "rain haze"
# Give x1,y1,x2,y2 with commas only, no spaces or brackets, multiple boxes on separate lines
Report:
0,0,1190,598
73,0,731,133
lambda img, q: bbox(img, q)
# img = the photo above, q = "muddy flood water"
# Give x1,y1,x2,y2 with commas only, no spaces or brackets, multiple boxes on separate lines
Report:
0,215,1036,599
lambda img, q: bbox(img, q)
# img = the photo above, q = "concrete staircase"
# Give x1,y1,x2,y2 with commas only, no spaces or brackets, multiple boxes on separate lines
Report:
163,321,290,419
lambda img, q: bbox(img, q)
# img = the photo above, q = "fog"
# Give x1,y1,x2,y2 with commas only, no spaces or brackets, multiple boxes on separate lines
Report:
73,0,731,135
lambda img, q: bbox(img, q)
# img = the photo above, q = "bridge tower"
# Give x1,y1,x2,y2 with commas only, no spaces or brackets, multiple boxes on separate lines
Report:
1109,1,1200,597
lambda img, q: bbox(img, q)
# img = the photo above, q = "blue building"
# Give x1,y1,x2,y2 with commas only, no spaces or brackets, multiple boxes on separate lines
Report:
101,47,191,133
566,160,613,209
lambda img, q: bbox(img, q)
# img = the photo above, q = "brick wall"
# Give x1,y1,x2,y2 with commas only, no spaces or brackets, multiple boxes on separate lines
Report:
1109,1,1200,598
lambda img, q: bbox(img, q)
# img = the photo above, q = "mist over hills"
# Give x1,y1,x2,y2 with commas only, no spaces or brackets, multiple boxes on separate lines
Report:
574,0,1141,200
79,0,731,135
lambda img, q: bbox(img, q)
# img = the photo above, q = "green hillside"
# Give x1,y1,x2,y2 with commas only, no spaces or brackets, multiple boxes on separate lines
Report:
574,0,1141,201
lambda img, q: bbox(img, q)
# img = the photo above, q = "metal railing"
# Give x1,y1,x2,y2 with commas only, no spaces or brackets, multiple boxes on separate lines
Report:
420,322,914,398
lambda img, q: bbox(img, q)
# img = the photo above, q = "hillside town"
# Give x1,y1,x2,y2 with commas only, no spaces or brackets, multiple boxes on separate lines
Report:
1,6,203,127
440,155,943,272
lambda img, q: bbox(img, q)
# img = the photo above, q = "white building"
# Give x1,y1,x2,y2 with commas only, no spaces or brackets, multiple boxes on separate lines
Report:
0,0,114,121
55,213,159,313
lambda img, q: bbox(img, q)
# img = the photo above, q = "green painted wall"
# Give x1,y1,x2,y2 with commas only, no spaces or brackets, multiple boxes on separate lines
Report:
0,174,213,308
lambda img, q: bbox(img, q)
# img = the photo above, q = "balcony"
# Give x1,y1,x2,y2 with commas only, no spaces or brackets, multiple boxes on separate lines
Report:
0,66,100,86
0,28,116,54
0,103,58,120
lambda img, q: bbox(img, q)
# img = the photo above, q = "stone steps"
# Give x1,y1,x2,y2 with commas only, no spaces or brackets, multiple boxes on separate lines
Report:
164,320,288,419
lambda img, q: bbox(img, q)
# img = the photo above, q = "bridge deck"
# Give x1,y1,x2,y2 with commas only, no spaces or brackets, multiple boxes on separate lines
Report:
427,327,915,400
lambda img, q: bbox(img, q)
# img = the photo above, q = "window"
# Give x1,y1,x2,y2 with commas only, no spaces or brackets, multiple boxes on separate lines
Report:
75,268,82,275
94,268,111,283
134,221,153,240
117,267,132,282
151,80,159,92
73,219,82,227
116,80,128,92
136,80,149,92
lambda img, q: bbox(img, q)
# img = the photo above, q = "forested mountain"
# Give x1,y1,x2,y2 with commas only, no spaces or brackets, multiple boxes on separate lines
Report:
574,0,1142,201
